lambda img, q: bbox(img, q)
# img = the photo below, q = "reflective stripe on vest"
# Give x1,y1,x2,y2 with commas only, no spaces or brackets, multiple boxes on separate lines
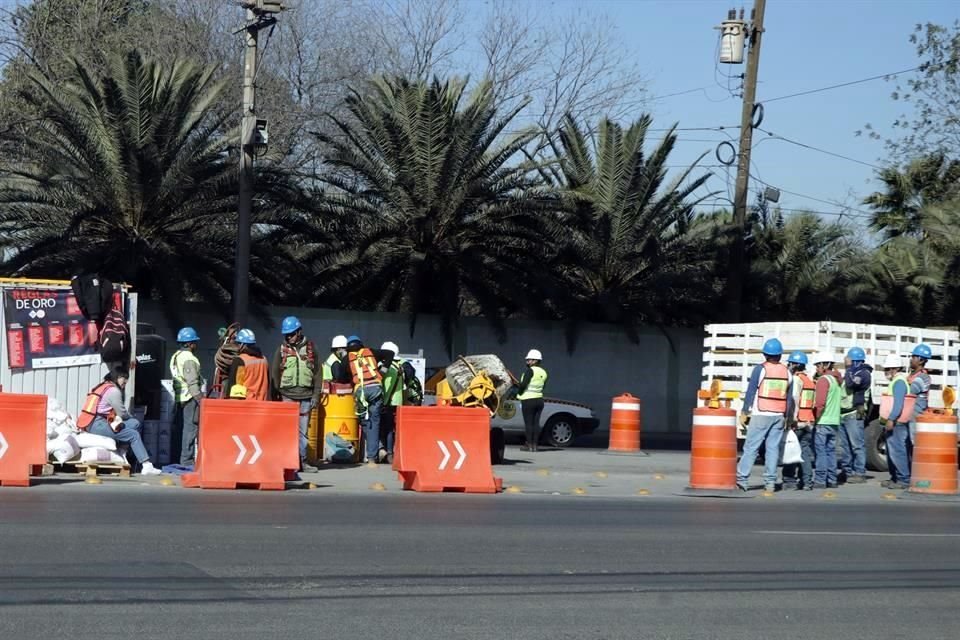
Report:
237,354,269,401
817,374,842,426
280,343,314,389
170,349,201,403
349,349,381,387
796,373,816,423
517,366,548,400
77,382,114,430
757,362,789,414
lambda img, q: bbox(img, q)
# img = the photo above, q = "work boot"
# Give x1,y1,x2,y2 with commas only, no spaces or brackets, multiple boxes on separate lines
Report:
520,444,532,452
845,475,867,484
301,461,319,473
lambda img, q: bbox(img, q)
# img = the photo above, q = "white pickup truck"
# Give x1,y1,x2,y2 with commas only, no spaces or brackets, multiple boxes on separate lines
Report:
701,322,960,471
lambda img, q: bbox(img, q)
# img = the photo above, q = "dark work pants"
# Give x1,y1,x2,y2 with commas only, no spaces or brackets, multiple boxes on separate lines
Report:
521,398,544,445
178,399,200,466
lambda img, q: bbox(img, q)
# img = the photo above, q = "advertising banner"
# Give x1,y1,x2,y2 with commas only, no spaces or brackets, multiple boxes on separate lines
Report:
3,288,101,370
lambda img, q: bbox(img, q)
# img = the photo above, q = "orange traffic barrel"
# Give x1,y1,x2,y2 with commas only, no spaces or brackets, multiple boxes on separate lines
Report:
608,394,641,452
688,407,737,490
909,412,958,495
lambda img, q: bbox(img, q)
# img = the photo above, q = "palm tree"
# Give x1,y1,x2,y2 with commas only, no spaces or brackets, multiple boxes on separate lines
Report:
863,153,960,240
0,50,308,322
547,113,717,346
308,76,559,352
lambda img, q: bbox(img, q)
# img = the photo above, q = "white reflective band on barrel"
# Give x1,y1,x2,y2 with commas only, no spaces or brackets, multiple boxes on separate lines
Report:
692,415,738,427
612,402,641,411
916,422,959,434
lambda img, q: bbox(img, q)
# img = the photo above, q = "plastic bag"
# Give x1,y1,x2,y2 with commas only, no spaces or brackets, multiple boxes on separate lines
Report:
782,429,803,465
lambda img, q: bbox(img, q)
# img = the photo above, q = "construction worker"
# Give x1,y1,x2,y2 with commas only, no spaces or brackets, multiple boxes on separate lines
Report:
736,338,792,493
781,351,815,490
881,353,914,489
839,346,872,484
379,341,404,463
812,352,842,489
346,335,383,464
322,335,350,388
908,343,933,445
170,327,204,468
271,316,322,473
225,329,270,401
517,349,548,452
78,367,162,476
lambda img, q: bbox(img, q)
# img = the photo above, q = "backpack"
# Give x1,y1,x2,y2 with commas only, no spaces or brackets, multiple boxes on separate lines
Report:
402,361,423,405
99,306,130,366
70,274,114,323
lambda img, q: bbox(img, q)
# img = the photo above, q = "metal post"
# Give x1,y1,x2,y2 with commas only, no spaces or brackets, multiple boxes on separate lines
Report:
726,0,766,322
233,8,258,327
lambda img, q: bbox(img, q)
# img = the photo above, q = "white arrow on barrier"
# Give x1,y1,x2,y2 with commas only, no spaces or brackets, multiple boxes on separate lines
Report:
436,440,467,471
437,440,451,470
248,436,262,465
232,435,264,465
0,432,7,460
453,440,467,470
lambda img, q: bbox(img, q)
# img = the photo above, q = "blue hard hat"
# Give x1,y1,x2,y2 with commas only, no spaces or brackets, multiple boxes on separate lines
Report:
236,328,257,345
762,338,784,356
787,350,808,365
847,346,866,362
347,335,362,345
281,316,302,335
912,343,932,359
177,327,199,343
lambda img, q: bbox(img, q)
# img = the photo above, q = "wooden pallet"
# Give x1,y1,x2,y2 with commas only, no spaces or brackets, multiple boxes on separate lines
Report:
53,460,131,478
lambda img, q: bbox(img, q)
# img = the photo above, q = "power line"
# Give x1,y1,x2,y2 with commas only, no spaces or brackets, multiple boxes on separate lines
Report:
760,66,923,103
754,127,885,170
750,177,874,219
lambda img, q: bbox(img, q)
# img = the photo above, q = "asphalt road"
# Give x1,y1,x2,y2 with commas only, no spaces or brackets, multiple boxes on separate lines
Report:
2,488,959,639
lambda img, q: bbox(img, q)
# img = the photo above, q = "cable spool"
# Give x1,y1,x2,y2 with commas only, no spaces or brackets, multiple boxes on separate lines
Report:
715,141,737,166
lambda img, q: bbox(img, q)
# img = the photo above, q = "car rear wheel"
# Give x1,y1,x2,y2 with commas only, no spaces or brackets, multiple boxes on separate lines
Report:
865,419,889,472
542,414,576,448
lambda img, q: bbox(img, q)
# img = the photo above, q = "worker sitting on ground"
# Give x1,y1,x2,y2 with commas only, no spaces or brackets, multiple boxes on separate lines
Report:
225,329,271,402
76,367,162,476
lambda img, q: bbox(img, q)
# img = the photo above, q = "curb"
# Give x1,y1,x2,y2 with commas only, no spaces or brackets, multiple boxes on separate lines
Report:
597,451,651,458
901,491,960,503
676,487,754,499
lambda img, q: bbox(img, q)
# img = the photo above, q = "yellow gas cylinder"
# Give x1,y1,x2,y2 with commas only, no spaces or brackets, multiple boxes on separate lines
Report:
322,383,361,463
306,407,321,465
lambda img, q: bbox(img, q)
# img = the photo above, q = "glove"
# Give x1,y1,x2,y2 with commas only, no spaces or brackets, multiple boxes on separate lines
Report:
309,398,318,412
856,406,867,420
884,419,894,432
740,413,751,428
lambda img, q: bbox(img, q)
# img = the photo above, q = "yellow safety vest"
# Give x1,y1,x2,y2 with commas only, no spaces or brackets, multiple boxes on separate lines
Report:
517,366,547,400
170,349,201,403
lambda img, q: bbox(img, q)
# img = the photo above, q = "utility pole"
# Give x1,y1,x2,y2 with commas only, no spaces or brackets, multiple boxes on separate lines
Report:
233,1,283,326
724,0,766,322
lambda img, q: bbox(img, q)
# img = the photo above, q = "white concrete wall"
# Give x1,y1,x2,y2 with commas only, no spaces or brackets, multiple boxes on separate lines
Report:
138,301,703,437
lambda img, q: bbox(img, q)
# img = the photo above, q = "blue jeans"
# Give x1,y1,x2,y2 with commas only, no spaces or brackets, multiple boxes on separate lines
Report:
814,424,838,485
780,426,815,487
381,407,397,454
737,414,784,487
839,413,866,477
356,385,383,461
282,397,312,461
87,417,149,464
887,422,911,484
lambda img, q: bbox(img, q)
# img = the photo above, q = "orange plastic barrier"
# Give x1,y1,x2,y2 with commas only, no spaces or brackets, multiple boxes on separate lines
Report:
608,393,641,452
688,407,737,490
0,393,47,487
392,406,502,493
181,399,299,490
910,412,958,495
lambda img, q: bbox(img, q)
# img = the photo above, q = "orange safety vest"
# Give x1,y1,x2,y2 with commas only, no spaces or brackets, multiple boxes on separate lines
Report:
77,381,114,430
349,348,382,387
236,353,270,401
757,362,789,414
796,372,816,423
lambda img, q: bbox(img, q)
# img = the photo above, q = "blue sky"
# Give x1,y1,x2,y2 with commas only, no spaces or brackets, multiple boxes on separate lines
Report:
535,0,958,226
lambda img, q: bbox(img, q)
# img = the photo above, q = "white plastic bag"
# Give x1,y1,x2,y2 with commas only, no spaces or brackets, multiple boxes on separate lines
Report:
782,429,803,465
75,432,118,451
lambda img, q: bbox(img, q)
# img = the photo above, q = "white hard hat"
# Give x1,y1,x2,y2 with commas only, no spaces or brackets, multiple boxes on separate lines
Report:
331,335,348,349
381,341,399,354
882,353,904,370
812,352,836,365
525,349,542,360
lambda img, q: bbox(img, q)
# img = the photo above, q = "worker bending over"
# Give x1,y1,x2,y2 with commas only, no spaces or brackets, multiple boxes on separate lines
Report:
346,335,384,464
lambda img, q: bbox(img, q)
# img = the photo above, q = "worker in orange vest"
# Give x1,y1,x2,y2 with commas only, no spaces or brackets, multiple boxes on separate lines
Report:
346,335,384,463
780,351,815,490
225,329,271,401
